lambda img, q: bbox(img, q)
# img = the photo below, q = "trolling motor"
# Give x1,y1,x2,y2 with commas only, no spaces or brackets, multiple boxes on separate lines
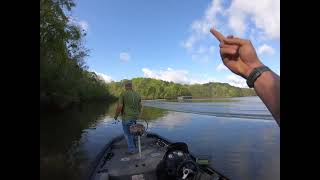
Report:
156,142,200,180
130,123,145,159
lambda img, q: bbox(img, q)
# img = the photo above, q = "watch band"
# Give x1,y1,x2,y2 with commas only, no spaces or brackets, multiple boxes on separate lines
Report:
246,66,271,88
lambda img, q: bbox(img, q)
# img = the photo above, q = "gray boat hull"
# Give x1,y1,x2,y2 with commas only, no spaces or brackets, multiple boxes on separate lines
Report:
89,133,228,180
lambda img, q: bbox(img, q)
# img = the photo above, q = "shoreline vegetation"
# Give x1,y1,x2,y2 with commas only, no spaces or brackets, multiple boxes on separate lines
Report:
40,0,255,111
107,78,256,101
40,0,116,111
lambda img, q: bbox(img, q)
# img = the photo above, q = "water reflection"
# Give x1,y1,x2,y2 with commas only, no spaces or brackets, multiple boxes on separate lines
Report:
40,102,170,180
148,111,193,130
40,97,279,180
143,96,274,120
40,102,116,180
148,114,279,180
140,106,168,121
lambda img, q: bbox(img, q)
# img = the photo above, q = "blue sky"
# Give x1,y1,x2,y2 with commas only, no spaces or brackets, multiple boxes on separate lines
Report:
70,0,279,87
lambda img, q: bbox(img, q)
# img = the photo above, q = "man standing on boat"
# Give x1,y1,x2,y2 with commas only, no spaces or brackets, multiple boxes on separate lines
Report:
114,80,142,154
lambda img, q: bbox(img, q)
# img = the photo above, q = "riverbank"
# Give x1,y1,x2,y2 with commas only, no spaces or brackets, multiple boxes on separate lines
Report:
40,94,117,112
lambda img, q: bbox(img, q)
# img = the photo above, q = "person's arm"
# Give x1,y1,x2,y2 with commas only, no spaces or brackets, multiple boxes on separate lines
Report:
253,71,280,126
139,100,142,113
114,94,123,120
138,97,143,119
210,28,280,126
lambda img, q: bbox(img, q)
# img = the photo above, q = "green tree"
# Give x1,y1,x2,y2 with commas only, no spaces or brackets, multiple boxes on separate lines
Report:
40,0,115,110
147,86,156,99
107,77,256,100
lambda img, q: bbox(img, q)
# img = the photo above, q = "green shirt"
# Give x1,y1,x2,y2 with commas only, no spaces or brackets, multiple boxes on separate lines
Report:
119,90,141,120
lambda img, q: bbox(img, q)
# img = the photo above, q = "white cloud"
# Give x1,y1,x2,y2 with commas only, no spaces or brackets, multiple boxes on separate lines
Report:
180,0,280,81
141,68,254,88
216,62,229,71
142,67,218,85
196,46,208,54
95,72,113,83
209,46,215,53
182,0,224,64
228,13,246,37
182,0,223,51
189,77,219,84
182,0,280,62
257,44,275,55
226,74,247,88
182,35,198,51
189,45,216,64
119,52,130,61
142,68,189,84
191,54,211,64
227,0,280,39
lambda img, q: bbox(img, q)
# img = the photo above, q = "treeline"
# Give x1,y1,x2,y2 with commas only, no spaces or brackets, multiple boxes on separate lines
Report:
187,82,255,98
107,78,256,99
40,0,255,109
40,0,115,109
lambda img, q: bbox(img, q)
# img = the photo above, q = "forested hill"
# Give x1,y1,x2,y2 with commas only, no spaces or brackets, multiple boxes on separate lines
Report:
40,0,255,110
40,0,115,110
107,78,256,99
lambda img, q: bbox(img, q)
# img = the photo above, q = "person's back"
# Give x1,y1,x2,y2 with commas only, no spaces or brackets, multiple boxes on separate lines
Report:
120,90,141,121
114,80,142,154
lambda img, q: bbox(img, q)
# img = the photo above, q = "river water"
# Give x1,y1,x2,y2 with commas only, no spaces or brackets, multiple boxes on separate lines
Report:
40,96,279,180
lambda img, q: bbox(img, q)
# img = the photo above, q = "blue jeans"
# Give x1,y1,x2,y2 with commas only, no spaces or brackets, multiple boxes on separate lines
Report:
122,120,137,152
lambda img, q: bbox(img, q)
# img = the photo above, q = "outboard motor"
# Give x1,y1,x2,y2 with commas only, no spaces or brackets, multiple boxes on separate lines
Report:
157,142,199,180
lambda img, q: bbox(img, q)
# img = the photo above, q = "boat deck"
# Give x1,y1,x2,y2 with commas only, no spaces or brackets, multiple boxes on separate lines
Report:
92,135,167,180
90,133,229,180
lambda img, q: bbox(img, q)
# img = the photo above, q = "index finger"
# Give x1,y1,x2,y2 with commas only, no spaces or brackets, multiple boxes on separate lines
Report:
223,37,248,46
210,28,225,42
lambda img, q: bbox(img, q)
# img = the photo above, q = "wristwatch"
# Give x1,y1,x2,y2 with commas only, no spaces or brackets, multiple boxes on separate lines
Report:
246,66,271,88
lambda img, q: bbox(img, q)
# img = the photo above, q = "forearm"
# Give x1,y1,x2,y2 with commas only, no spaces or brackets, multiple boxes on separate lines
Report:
114,105,122,118
138,103,143,118
253,71,280,126
139,103,143,112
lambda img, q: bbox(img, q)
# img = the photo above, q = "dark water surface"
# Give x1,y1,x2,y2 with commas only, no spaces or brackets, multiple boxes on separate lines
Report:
40,96,279,180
